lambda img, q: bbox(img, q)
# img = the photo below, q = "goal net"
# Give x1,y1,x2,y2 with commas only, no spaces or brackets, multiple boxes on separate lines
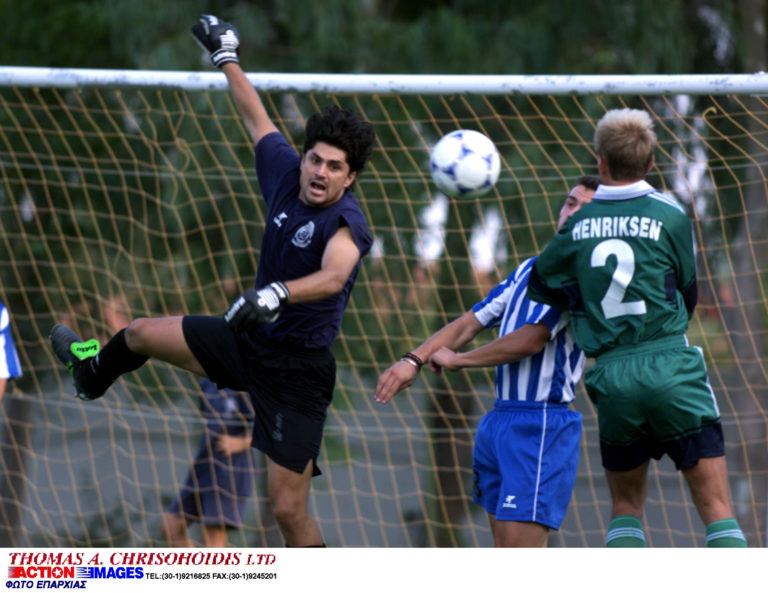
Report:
0,68,766,547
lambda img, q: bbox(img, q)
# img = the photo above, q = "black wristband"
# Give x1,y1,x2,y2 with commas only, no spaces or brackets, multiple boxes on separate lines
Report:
400,352,424,370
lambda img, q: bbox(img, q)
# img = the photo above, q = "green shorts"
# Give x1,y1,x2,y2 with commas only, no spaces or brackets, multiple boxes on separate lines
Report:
585,335,724,472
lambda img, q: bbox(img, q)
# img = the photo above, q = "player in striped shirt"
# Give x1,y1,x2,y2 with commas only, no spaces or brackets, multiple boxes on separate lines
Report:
0,301,22,404
374,177,597,546
528,108,746,547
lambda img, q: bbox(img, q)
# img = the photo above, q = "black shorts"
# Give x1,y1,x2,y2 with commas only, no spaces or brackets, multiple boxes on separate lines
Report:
182,315,335,476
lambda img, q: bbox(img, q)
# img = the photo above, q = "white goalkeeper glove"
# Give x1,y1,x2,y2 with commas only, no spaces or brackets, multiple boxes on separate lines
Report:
224,282,290,332
191,14,240,68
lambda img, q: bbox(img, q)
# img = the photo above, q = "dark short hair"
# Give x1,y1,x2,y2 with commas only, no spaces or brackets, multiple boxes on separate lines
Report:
576,175,600,191
303,105,376,175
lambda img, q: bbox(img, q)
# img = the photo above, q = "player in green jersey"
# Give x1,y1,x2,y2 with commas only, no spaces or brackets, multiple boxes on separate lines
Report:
528,108,746,547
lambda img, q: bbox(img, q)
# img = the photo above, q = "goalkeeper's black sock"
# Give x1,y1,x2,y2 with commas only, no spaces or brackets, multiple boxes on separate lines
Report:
86,329,150,391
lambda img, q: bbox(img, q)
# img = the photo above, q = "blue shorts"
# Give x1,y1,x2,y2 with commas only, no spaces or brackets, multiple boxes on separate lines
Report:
473,400,582,530
166,434,254,528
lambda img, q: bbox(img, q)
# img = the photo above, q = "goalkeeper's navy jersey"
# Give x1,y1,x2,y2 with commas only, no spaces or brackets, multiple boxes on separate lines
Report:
251,132,372,349
528,181,697,358
472,257,584,404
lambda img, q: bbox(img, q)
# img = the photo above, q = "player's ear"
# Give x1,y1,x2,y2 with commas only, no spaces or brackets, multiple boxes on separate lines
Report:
344,170,357,188
646,156,655,173
597,157,609,178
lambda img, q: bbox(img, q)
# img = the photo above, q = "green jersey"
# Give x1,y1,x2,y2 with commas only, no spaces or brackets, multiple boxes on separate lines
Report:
528,181,697,358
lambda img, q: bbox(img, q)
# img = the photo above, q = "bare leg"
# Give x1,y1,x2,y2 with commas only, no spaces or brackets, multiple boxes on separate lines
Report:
267,458,323,546
682,456,735,524
201,525,229,548
605,460,650,518
490,515,549,547
161,513,194,547
124,317,206,375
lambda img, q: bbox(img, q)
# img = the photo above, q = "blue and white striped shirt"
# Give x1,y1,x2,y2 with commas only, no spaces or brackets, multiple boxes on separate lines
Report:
472,257,583,404
0,302,22,381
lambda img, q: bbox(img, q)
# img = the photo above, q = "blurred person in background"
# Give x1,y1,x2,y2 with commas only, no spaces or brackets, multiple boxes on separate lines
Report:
162,377,254,548
0,301,22,405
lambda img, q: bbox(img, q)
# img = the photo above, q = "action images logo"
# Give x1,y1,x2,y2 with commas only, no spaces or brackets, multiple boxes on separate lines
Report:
75,567,144,579
8,565,143,588
6,566,85,589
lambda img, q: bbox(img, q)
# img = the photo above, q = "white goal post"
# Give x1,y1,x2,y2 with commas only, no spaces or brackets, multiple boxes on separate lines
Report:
0,65,766,549
2,66,768,94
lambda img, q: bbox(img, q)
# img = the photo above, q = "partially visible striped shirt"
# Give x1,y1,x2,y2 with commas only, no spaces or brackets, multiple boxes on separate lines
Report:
472,257,583,404
0,303,22,380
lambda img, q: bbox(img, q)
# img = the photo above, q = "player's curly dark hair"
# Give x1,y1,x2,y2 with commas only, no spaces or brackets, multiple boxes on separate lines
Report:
303,105,376,176
576,174,600,191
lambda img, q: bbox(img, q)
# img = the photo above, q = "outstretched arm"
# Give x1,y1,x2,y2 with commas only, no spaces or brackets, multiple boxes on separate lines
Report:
374,310,485,405
221,63,279,146
428,322,550,375
191,14,278,145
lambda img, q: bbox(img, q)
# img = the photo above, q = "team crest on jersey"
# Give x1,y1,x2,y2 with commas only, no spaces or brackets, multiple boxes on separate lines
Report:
292,221,315,248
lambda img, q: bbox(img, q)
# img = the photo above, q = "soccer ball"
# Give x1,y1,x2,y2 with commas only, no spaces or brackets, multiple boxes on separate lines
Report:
430,130,501,198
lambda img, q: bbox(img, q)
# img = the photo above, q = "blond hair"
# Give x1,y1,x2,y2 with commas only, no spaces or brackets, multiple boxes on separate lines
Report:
594,108,656,182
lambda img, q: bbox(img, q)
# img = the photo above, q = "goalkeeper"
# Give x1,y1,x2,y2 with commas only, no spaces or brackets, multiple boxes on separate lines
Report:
50,14,376,548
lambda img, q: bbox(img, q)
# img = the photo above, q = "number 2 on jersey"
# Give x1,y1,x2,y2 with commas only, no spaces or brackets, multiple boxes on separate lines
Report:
590,239,647,319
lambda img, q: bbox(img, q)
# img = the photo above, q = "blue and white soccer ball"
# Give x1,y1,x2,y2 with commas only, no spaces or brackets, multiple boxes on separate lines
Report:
430,130,501,198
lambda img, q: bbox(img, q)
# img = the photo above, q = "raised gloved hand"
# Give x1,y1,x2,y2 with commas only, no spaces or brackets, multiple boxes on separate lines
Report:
191,14,240,68
224,282,290,332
